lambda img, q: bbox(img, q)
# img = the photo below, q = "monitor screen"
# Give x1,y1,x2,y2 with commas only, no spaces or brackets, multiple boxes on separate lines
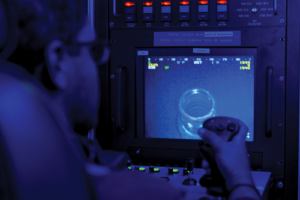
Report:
143,53,254,141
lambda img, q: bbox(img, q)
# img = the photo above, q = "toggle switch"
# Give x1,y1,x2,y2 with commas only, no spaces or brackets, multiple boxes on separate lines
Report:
198,0,209,21
217,0,228,21
125,2,136,22
143,2,154,22
161,1,172,21
179,1,190,21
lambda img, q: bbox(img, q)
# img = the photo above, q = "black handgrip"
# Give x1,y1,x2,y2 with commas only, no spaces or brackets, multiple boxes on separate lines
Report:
274,0,277,15
265,66,273,137
117,66,125,132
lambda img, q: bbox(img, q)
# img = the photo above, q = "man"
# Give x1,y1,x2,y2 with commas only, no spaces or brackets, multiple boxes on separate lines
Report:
3,0,185,199
3,0,260,199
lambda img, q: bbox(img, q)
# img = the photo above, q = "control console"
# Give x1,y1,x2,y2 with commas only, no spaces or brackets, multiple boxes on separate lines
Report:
110,0,285,28
127,164,270,199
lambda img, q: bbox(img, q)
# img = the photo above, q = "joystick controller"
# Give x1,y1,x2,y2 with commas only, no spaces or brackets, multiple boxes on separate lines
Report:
198,117,241,198
182,158,197,186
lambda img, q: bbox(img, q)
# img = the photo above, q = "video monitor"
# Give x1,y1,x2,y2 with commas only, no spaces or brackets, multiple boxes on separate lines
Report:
136,48,256,142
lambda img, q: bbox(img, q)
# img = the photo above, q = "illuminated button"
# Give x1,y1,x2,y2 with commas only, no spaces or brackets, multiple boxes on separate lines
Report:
139,167,146,172
179,3,190,21
198,5,208,12
217,5,227,12
127,166,132,170
217,12,227,20
198,13,209,20
125,2,136,22
143,5,153,22
168,168,179,174
161,4,171,21
125,15,135,22
149,166,160,172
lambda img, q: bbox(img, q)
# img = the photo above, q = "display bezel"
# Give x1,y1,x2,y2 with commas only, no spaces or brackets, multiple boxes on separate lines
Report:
136,47,257,142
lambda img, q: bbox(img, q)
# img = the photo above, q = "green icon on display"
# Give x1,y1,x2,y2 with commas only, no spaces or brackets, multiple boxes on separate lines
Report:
165,66,169,69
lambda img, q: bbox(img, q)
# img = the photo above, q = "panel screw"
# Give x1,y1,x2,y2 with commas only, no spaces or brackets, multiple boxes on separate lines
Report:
110,22,114,27
280,19,285,23
279,76,284,81
110,74,115,79
277,182,284,189
136,149,140,154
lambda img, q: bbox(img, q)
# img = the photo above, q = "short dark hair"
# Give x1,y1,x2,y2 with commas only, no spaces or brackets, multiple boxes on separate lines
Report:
8,0,87,73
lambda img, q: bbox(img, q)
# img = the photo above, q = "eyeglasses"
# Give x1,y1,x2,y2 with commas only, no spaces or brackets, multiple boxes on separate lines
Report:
64,39,111,65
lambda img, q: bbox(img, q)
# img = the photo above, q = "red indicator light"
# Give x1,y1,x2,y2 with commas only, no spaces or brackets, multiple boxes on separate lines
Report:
125,2,135,7
198,0,208,4
217,0,227,4
161,1,171,6
143,1,153,6
179,1,189,5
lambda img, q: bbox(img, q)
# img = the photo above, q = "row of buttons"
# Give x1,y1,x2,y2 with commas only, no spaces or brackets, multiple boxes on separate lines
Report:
128,166,194,175
241,2,269,6
237,8,273,12
125,1,228,23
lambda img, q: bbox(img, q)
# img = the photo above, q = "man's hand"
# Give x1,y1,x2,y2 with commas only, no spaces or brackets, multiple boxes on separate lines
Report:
198,119,254,190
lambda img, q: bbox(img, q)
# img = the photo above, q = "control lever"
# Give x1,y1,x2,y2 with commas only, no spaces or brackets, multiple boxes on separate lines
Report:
182,158,197,186
198,117,242,198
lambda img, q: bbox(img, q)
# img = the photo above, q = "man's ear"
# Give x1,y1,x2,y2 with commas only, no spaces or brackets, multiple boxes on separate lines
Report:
44,40,68,90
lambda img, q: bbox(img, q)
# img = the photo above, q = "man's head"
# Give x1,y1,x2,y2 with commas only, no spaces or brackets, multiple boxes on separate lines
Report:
45,19,100,134
8,0,106,133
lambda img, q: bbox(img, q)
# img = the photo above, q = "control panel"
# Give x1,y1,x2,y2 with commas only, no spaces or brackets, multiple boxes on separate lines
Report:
128,165,271,199
110,0,285,28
